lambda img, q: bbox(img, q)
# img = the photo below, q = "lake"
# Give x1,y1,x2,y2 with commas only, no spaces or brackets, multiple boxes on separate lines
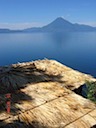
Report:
0,32,96,77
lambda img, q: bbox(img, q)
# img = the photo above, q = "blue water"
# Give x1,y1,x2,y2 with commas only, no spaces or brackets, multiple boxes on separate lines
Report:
0,32,96,77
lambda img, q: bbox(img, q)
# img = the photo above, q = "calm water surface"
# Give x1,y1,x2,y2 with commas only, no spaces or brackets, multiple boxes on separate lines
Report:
0,32,96,77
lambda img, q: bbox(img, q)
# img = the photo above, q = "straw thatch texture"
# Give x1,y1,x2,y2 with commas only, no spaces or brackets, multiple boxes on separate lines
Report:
0,59,96,128
0,59,95,93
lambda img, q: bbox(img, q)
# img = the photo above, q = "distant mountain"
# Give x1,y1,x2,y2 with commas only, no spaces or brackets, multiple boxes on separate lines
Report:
0,28,13,33
42,17,74,32
0,17,96,33
24,17,96,32
73,23,96,32
0,28,22,33
23,27,41,32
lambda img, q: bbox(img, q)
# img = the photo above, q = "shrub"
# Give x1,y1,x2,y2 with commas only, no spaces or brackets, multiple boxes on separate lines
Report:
85,81,96,103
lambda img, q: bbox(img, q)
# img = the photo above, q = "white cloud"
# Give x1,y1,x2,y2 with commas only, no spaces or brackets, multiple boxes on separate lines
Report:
0,22,44,30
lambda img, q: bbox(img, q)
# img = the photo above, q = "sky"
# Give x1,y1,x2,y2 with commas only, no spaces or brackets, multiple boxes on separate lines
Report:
0,0,96,29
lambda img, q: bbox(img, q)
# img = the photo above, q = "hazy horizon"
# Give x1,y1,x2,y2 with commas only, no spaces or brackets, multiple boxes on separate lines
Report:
0,17,96,30
0,0,96,29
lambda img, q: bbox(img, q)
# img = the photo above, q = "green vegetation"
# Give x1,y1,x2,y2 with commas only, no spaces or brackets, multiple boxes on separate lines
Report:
85,81,96,103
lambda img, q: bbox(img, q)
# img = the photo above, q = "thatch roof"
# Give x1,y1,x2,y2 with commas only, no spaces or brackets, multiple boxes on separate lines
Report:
0,59,96,128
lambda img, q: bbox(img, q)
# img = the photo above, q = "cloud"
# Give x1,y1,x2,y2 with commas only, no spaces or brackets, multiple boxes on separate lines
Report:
0,22,44,30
